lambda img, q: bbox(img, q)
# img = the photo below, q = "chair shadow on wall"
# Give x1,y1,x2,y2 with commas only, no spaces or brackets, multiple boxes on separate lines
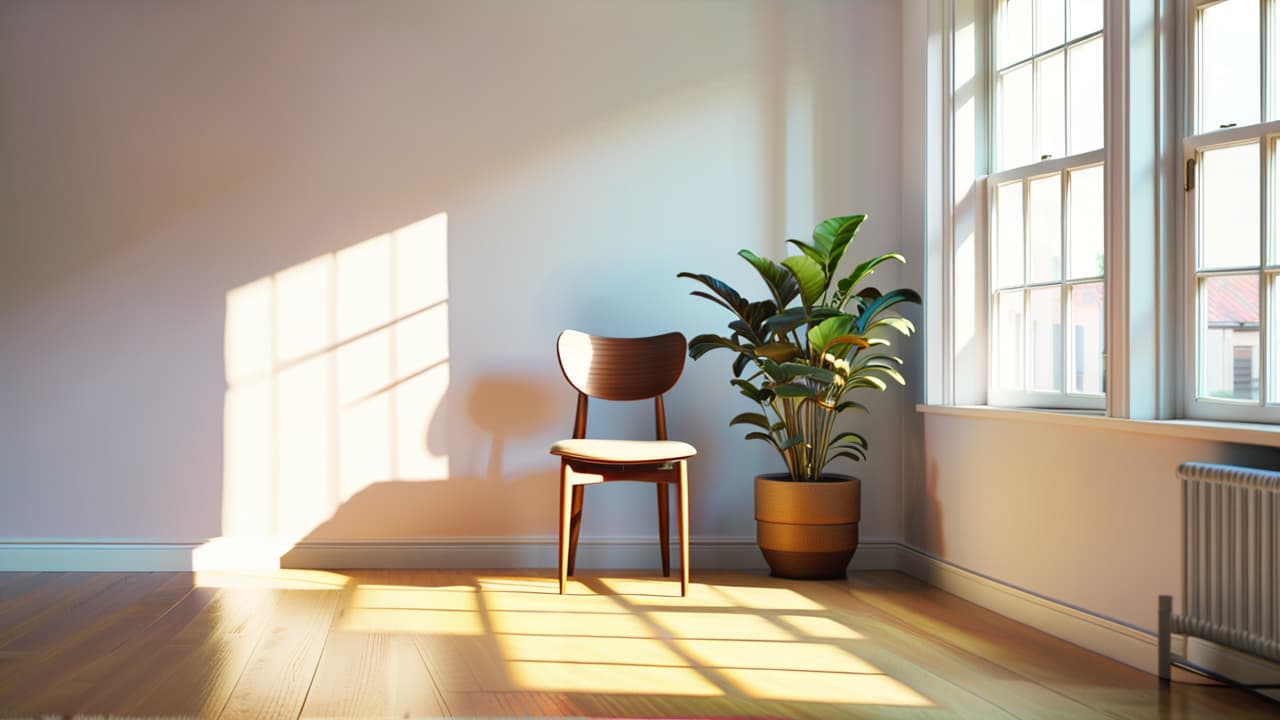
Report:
279,370,565,566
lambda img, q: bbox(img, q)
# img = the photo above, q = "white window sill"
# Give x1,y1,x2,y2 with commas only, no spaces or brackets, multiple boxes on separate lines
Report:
915,404,1280,449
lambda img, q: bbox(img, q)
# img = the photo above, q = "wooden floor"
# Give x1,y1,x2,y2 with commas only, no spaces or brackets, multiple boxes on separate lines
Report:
0,569,1275,718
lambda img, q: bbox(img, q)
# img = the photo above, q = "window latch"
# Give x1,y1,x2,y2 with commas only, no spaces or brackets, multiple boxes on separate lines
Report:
1185,158,1197,192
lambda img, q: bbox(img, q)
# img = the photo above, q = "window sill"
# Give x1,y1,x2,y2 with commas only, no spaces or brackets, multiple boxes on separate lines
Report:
915,404,1280,449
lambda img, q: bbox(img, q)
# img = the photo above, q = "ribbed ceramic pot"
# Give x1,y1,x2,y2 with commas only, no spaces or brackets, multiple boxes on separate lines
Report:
754,473,861,579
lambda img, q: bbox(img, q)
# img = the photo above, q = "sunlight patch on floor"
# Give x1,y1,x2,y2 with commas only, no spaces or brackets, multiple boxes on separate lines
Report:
488,610,652,638
777,613,865,639
675,639,882,674
506,660,723,696
194,568,351,589
722,668,933,706
337,607,484,636
646,611,795,641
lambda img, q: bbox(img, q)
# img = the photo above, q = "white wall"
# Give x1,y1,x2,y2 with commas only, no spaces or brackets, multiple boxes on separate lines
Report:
905,414,1280,631
0,0,907,558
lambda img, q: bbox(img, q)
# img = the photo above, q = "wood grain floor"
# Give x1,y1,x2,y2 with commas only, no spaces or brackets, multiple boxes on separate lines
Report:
0,568,1275,718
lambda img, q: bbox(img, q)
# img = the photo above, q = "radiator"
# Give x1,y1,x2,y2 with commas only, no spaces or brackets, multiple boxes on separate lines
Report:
1158,462,1280,679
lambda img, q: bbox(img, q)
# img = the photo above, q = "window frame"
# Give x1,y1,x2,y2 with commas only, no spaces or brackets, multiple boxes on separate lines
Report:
1180,0,1280,423
985,0,1108,410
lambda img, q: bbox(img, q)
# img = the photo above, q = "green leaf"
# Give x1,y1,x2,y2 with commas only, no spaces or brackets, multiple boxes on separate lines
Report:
812,215,866,276
778,362,836,384
745,431,781,449
854,288,923,334
678,272,750,317
739,250,800,309
835,252,905,301
755,342,802,363
830,431,867,448
730,412,771,430
731,378,770,402
866,316,916,336
777,435,805,451
772,383,816,399
785,239,827,267
781,254,826,309
806,315,869,359
825,450,865,466
686,334,751,361
763,307,810,337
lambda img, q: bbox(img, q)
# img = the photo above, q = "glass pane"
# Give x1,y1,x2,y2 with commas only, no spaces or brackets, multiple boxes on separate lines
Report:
997,291,1025,390
1037,52,1065,161
996,181,1025,288
1201,274,1260,401
1068,165,1104,279
1001,0,1033,67
1028,174,1062,283
1068,0,1103,39
1199,0,1260,131
1200,143,1260,270
1067,36,1104,154
1036,0,1064,53
1029,287,1062,391
1273,139,1280,264
1000,64,1034,170
1271,275,1280,404
1069,282,1105,394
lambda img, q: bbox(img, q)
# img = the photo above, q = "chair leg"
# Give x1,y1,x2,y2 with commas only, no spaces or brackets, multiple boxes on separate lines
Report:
657,483,670,577
567,485,585,576
677,460,689,596
559,464,572,594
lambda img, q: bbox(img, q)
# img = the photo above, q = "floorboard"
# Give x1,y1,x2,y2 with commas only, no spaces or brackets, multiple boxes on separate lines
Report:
0,569,1274,719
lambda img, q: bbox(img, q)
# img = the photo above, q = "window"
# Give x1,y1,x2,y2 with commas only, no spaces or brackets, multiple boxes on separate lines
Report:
988,0,1106,408
1184,0,1280,421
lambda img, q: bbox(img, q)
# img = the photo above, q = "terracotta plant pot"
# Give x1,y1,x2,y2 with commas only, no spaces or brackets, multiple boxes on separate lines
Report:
754,473,861,579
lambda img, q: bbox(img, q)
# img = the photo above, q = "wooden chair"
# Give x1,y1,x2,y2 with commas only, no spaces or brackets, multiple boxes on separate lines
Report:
550,330,696,595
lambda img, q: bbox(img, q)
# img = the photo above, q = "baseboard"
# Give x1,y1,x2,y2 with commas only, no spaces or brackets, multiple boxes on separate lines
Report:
894,545,1159,674
0,537,902,573
1180,636,1280,703
0,540,202,571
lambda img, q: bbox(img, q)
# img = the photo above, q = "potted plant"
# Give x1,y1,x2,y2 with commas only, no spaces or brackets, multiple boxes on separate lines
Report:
679,214,919,578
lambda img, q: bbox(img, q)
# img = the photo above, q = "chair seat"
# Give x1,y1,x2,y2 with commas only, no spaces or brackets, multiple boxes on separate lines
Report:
550,438,697,464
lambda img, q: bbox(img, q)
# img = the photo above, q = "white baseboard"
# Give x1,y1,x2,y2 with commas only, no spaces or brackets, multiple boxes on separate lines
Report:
1180,636,1280,703
895,545,1160,674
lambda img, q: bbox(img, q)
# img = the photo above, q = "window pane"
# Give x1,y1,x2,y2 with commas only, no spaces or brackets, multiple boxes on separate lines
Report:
997,291,1025,389
1271,275,1280,404
1001,0,1033,67
1199,0,1260,131
1067,36,1104,154
1037,52,1065,160
1069,282,1105,394
1201,274,1260,401
1200,143,1260,270
1029,287,1062,391
1272,139,1280,264
996,181,1025,288
1068,0,1103,39
1028,174,1062,283
1000,64,1034,169
1068,165,1104,279
1035,0,1064,53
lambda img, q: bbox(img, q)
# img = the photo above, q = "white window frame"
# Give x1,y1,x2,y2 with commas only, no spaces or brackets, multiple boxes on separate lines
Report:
1180,0,1280,423
927,0,1172,419
985,0,1107,410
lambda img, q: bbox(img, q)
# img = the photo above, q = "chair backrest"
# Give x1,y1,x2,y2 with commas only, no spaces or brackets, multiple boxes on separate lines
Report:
556,330,687,439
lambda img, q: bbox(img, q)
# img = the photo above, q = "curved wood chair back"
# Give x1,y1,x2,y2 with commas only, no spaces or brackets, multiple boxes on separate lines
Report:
556,330,687,402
